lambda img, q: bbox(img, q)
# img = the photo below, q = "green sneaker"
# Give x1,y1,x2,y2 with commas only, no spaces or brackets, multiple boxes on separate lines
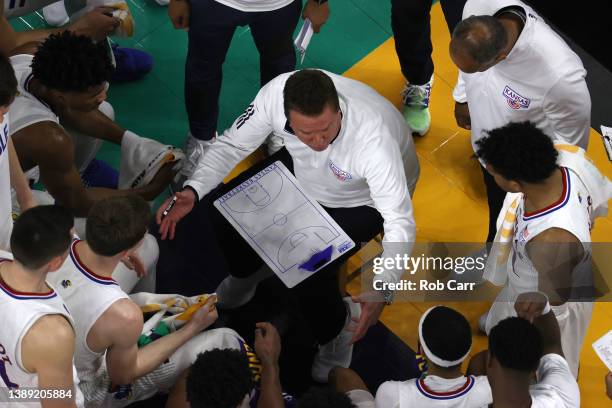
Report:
401,77,433,136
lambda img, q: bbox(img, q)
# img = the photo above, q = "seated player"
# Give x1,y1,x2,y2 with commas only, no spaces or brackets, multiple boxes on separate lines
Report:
468,292,580,408
8,32,180,224
0,205,83,407
1,0,152,83
0,53,35,251
46,195,240,407
376,305,492,407
166,322,297,408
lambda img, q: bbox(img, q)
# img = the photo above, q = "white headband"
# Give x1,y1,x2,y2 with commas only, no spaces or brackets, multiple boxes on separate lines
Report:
418,306,471,368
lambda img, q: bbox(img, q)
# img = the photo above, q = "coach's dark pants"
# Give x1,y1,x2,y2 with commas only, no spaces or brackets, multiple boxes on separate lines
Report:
391,0,465,85
481,166,507,243
185,0,301,141
200,148,384,345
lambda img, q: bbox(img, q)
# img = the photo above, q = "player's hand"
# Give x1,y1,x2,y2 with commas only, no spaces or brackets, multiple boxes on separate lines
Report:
120,254,146,278
514,291,549,323
254,322,281,366
186,295,218,332
605,372,612,400
302,0,329,33
70,7,121,41
156,189,196,240
141,162,178,202
348,292,384,345
454,102,471,130
168,0,190,30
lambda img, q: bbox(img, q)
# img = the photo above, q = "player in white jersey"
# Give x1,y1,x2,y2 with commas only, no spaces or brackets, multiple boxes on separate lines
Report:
476,121,612,378
47,195,241,407
469,292,580,408
376,306,492,408
0,54,35,251
449,0,591,242
158,69,420,382
8,32,179,223
0,205,84,407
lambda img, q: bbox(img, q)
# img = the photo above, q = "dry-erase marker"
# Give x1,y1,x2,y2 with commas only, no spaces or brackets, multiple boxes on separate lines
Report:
162,196,178,219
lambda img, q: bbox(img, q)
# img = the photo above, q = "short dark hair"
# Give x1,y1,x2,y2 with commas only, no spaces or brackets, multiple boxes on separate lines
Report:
283,70,340,118
31,31,113,92
298,386,356,408
10,205,74,269
186,349,254,408
421,306,472,368
0,53,18,106
86,196,151,257
452,15,508,64
476,121,558,183
489,317,543,372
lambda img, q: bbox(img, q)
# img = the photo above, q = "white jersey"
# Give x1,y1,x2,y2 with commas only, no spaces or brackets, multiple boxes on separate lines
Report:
0,114,11,251
8,55,60,138
530,354,580,408
453,0,590,155
0,253,84,407
509,167,592,297
187,70,419,284
47,239,128,384
212,0,293,12
375,375,492,408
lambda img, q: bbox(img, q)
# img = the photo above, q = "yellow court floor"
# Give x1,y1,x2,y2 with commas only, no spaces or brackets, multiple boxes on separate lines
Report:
228,3,612,406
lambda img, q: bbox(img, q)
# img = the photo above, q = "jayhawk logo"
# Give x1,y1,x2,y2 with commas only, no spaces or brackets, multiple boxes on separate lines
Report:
61,280,71,288
502,86,530,110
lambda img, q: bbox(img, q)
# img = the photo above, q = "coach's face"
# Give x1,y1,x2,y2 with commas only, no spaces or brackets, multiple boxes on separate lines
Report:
288,104,342,152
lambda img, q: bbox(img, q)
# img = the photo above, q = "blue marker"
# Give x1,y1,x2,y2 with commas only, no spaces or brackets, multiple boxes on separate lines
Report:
299,245,334,272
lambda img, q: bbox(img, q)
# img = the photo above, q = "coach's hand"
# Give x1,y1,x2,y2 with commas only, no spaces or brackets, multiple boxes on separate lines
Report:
168,0,190,30
71,7,120,41
348,292,385,345
454,102,471,130
303,0,329,33
156,189,196,240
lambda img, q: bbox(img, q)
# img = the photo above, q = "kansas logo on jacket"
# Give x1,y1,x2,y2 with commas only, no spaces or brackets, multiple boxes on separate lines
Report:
502,86,530,110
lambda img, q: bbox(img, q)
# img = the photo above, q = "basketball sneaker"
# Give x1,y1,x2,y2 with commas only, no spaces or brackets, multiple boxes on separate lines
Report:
401,76,433,137
110,44,153,83
42,1,69,27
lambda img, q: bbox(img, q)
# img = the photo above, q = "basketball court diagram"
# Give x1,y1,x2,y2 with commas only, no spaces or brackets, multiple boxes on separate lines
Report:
214,161,354,287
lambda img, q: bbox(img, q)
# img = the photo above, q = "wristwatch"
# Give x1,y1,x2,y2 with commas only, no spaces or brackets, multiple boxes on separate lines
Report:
382,288,394,306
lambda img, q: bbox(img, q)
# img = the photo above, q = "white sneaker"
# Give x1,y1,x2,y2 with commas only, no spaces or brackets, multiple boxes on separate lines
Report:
215,266,273,309
42,1,69,27
171,132,215,192
311,297,361,383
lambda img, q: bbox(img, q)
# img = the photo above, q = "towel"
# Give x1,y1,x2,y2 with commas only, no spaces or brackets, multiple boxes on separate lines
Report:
118,130,184,190
483,144,612,286
129,292,216,346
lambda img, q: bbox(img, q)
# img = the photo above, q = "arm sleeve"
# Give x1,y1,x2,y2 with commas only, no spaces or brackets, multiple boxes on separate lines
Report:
185,83,277,199
358,139,416,285
542,72,591,150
